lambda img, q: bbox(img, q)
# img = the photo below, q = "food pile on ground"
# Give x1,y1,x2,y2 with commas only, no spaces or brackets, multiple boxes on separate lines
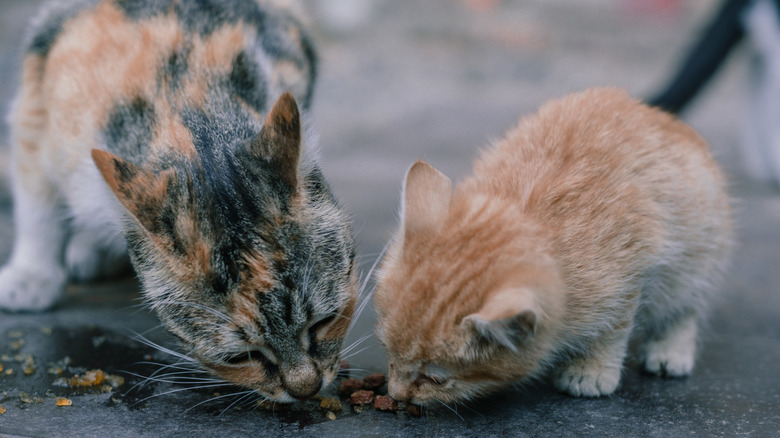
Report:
316,362,422,419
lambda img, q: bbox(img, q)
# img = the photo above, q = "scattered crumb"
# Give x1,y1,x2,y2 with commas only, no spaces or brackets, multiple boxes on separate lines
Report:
348,390,374,406
10,339,24,350
0,405,5,414
19,393,44,404
0,355,9,361
0,364,3,373
56,397,72,407
40,327,53,336
319,397,343,411
5,369,13,376
326,411,336,420
362,373,386,390
374,395,398,412
47,365,63,375
105,374,125,389
338,378,364,397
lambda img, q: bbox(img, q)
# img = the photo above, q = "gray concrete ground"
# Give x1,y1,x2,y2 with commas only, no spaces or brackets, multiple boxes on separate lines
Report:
1,0,779,436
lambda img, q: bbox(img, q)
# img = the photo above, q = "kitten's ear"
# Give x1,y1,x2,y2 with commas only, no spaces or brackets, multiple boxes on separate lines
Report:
92,149,173,232
250,91,301,189
460,288,538,353
402,160,452,235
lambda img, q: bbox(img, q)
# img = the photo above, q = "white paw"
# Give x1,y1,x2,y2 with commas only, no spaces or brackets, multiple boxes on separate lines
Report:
644,339,695,377
0,263,66,311
643,317,697,377
554,361,621,397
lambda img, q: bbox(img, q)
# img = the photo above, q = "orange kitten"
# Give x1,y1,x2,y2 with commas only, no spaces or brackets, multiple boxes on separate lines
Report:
374,88,733,405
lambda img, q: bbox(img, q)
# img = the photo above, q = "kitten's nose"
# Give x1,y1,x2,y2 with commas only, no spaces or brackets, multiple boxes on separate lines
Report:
281,361,322,400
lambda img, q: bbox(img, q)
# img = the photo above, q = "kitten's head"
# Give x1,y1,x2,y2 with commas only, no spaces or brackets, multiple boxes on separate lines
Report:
93,93,357,402
374,161,563,406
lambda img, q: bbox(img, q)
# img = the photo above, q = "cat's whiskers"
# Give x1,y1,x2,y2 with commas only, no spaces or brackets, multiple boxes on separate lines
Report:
130,382,237,407
150,300,232,322
218,390,259,416
340,332,372,356
436,399,465,422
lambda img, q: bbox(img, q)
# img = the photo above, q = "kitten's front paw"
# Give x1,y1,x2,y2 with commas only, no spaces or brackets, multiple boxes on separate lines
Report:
643,339,695,377
643,318,697,377
0,264,66,311
554,361,621,397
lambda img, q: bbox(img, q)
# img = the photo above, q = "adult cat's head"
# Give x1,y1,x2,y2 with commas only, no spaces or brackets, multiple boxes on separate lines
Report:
93,93,357,401
374,161,564,406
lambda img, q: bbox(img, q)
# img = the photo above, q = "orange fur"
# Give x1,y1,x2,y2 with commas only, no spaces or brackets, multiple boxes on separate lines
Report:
375,88,732,404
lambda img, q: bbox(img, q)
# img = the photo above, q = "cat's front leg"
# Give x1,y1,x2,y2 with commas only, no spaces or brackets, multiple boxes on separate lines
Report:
0,167,68,311
553,328,631,397
642,315,698,377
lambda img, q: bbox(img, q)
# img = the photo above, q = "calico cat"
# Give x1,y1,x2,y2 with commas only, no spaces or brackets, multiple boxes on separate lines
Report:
374,88,733,404
0,0,357,402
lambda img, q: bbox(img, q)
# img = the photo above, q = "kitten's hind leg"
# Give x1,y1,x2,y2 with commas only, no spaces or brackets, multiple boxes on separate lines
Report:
642,315,698,377
553,328,631,397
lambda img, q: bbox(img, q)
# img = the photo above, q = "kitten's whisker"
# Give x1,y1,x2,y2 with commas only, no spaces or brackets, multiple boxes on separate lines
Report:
436,399,465,422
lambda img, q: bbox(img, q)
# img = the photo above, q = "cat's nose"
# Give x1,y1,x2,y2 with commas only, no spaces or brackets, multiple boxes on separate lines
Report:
281,361,322,400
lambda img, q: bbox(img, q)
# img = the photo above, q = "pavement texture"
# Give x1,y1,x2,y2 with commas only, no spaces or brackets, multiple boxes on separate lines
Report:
1,0,779,437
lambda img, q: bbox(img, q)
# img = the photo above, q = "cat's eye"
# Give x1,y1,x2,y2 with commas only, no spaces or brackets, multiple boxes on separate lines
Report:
224,349,270,365
310,314,337,336
414,373,448,386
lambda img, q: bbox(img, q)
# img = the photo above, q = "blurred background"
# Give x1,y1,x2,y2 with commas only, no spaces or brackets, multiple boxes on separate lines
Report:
0,0,778,436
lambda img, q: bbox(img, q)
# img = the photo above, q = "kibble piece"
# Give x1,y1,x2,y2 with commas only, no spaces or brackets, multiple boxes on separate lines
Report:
0,405,5,414
326,411,337,421
56,397,72,407
406,403,423,417
338,378,364,397
348,390,375,406
373,395,398,412
319,397,343,412
362,373,386,390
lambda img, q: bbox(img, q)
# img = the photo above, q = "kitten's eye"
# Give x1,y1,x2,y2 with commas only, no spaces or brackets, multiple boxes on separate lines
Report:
414,373,448,386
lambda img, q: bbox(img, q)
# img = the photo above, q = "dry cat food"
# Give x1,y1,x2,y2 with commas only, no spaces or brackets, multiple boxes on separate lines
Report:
338,378,364,397
361,373,386,390
373,395,398,412
0,405,5,414
319,397,343,412
348,390,375,406
53,369,125,389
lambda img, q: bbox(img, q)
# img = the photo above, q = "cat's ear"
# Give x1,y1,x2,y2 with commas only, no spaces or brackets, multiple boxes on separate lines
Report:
250,91,301,189
402,160,452,235
460,288,538,353
92,149,173,232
